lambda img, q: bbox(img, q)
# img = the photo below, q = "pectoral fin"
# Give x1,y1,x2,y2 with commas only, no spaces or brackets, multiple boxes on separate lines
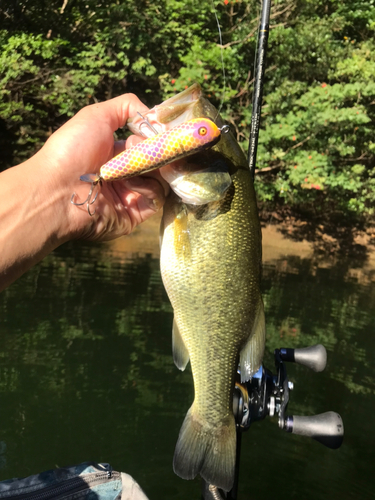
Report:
172,317,190,370
239,301,266,382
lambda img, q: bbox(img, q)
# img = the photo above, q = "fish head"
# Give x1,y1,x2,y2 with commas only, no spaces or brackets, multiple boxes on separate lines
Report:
127,84,246,205
127,83,204,136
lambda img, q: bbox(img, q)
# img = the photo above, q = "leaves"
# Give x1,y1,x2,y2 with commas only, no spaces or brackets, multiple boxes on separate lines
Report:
0,0,374,219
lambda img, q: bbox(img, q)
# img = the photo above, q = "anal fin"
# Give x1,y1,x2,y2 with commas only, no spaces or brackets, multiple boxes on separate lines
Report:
172,317,190,371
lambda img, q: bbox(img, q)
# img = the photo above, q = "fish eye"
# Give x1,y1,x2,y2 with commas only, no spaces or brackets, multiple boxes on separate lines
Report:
198,127,207,136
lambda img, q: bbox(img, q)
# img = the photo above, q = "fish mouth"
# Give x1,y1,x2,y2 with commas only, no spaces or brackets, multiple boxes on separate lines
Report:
127,83,232,205
160,156,232,206
127,83,205,137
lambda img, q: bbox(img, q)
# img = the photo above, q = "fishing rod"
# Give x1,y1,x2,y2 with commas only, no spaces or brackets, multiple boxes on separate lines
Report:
225,3,272,496
247,0,272,179
202,2,344,498
201,5,272,498
201,4,272,498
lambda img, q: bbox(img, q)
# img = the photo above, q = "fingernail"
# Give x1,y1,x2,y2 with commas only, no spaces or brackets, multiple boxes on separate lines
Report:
143,197,162,211
152,198,162,211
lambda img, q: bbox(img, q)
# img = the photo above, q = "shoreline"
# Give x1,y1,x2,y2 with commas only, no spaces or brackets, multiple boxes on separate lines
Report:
103,213,375,283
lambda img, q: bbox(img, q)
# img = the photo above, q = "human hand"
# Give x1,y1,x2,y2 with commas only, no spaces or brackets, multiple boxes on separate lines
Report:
35,93,169,242
0,93,170,291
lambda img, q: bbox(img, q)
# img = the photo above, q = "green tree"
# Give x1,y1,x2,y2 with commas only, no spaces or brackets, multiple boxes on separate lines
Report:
0,0,374,220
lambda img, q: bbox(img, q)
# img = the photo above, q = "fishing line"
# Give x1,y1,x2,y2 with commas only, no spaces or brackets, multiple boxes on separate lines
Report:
210,0,262,124
210,0,226,120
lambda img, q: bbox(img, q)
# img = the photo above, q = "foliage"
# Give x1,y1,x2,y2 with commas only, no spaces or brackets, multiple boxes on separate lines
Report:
254,2,375,217
0,0,374,219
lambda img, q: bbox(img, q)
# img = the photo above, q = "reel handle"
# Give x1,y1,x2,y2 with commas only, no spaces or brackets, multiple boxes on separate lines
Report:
279,344,327,372
284,411,344,449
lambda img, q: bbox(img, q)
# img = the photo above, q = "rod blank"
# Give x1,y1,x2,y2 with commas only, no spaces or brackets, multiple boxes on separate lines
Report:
247,0,272,179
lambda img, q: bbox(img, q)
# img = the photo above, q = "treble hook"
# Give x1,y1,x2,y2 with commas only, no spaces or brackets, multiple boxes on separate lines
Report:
136,112,160,137
71,173,101,217
71,115,229,217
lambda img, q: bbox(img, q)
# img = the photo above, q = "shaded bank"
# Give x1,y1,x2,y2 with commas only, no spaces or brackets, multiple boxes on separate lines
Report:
105,212,375,281
258,204,375,259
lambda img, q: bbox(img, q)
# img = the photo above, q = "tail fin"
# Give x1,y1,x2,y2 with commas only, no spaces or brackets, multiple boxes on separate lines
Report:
173,406,236,492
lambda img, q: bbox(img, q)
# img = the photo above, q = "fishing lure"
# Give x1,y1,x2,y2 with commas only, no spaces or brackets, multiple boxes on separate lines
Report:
71,117,229,216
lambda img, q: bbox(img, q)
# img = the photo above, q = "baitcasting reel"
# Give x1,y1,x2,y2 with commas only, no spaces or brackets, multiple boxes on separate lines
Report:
233,344,344,449
203,344,344,500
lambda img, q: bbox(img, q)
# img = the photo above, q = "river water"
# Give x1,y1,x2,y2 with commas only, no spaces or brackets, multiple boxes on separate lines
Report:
0,215,374,500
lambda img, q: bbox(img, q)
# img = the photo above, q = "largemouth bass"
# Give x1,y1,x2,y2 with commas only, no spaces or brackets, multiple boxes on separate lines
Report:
128,84,265,491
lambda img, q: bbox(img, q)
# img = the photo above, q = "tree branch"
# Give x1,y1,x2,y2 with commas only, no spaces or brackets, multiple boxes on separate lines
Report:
60,0,69,15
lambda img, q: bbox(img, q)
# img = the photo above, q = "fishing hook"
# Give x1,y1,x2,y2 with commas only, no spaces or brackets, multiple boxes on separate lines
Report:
70,112,159,217
71,174,101,216
136,111,160,137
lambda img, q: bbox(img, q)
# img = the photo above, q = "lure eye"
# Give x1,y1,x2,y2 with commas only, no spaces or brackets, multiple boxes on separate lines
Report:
198,126,208,136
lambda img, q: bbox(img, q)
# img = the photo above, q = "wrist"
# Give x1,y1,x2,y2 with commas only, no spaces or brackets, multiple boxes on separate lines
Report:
34,144,98,243
0,151,82,290
26,151,74,246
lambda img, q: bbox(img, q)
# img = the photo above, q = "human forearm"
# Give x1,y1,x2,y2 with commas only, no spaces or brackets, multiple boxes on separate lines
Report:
0,153,71,292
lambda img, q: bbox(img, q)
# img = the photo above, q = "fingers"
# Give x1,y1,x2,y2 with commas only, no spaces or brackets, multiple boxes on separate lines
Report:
83,93,150,133
66,93,172,237
112,138,170,196
113,134,143,157
118,175,166,210
141,170,170,197
124,134,144,149
123,177,165,211
110,176,166,228
109,93,149,130
113,139,127,157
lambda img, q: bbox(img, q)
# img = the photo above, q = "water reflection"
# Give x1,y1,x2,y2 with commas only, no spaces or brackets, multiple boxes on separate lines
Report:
262,257,375,397
0,236,374,499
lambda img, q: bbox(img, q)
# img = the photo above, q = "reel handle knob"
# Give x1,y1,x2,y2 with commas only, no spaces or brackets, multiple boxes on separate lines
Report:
284,411,344,449
279,344,327,372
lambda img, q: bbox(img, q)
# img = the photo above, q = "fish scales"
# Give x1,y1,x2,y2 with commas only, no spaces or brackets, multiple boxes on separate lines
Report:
128,84,265,492
162,167,263,491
